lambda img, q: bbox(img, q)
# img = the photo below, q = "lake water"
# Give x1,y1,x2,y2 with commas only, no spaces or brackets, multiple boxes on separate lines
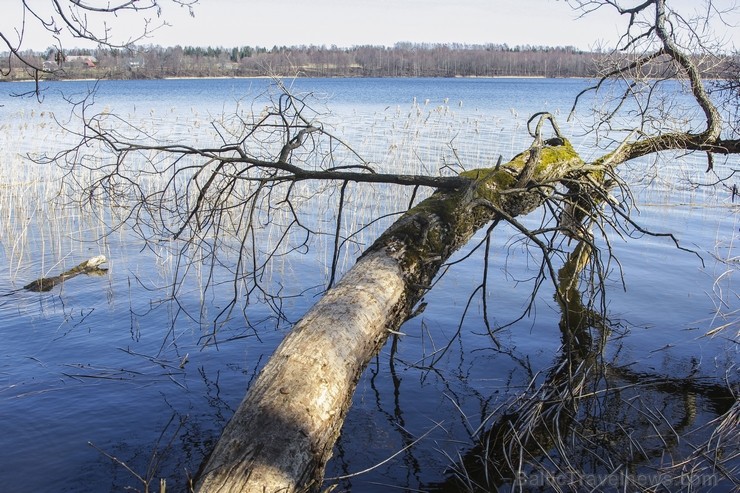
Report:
0,77,737,492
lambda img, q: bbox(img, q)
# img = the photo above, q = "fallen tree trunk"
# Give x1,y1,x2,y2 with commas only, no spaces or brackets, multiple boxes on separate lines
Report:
194,137,584,492
23,255,108,292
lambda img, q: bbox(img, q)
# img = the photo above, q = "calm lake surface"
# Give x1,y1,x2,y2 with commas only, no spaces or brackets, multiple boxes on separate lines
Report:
0,77,737,492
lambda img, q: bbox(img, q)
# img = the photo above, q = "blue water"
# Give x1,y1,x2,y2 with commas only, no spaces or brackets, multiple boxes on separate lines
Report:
1,76,586,109
0,77,737,492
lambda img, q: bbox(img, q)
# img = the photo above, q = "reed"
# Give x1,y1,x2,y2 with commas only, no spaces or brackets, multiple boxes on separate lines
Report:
1,85,736,491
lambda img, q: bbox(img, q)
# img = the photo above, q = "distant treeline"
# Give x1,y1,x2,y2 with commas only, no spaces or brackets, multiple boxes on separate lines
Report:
1,43,603,80
1,42,735,80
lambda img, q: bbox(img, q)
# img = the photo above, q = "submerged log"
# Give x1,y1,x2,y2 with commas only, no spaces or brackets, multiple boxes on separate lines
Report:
23,255,108,292
195,140,584,492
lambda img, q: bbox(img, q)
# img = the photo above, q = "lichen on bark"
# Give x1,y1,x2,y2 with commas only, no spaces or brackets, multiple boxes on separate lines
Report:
369,138,584,278
196,136,591,493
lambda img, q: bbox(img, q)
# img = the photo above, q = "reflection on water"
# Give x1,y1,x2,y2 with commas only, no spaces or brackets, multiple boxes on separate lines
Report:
421,241,737,491
0,78,737,492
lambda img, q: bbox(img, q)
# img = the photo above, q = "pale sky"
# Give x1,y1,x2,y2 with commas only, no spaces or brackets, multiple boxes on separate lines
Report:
4,0,739,52
146,0,625,50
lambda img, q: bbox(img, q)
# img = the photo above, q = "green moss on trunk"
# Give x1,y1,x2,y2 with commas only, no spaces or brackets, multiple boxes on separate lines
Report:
365,139,584,305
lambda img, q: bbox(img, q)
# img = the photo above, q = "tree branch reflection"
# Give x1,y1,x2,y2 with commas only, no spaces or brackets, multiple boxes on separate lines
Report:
427,240,738,492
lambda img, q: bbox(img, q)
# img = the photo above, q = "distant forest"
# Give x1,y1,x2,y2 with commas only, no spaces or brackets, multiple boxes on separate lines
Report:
1,42,734,81
1,43,606,80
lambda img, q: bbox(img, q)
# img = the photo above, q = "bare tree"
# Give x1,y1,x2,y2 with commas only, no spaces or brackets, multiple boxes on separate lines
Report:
1,0,196,92
16,0,740,491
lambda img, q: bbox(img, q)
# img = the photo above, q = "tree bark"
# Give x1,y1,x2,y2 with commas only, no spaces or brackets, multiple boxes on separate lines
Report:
194,141,583,492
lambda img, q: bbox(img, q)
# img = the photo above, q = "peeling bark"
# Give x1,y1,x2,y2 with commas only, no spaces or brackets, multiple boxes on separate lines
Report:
194,141,584,493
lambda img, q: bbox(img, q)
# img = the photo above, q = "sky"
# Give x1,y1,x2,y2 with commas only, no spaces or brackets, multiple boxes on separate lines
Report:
143,0,625,50
4,0,739,52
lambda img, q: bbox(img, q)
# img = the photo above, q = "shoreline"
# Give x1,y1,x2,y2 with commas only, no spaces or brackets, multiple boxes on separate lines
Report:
3,73,728,84
2,74,582,84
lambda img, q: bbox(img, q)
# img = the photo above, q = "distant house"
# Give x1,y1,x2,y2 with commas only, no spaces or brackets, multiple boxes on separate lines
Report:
64,55,97,67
